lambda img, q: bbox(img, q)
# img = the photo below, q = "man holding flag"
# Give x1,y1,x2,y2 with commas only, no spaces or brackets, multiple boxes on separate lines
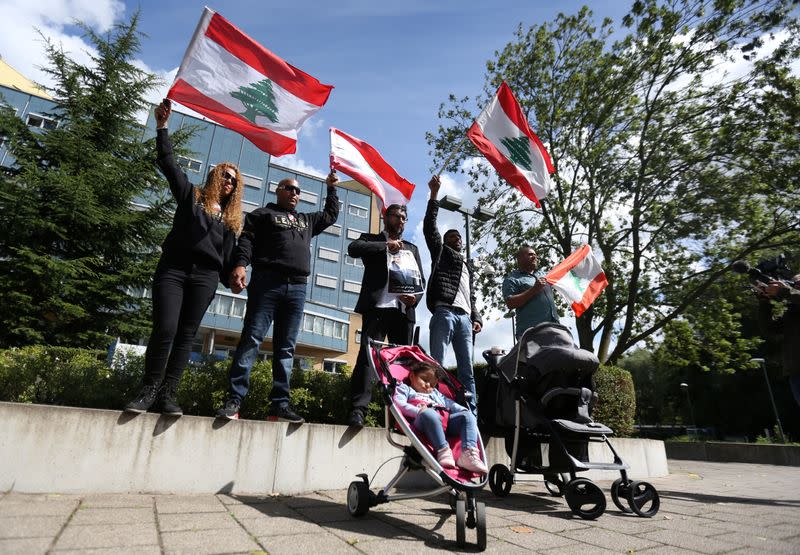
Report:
217,172,340,422
503,245,560,341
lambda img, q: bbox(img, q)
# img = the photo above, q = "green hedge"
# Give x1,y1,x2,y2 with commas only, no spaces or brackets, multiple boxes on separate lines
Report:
592,365,636,437
0,346,635,435
0,346,385,426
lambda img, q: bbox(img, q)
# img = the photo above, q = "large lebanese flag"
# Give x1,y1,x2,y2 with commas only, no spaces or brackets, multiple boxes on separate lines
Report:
330,128,415,210
167,8,333,157
545,245,608,317
467,82,554,207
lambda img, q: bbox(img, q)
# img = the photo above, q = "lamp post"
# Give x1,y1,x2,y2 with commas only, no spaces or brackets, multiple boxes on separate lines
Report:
438,194,496,262
679,382,696,436
750,358,786,443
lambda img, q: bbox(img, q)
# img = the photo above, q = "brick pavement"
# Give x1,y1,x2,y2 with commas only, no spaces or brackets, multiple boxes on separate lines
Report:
1,460,798,554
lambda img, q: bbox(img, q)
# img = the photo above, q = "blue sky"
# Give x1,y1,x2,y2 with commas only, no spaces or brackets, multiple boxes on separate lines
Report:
0,0,632,357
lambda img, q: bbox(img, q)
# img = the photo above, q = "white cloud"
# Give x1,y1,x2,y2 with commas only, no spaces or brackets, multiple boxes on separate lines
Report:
0,0,125,88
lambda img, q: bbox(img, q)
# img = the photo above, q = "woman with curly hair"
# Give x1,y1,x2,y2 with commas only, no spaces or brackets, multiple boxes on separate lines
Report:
125,98,243,416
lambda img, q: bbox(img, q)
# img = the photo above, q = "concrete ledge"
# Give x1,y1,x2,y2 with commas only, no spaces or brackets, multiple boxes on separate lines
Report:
0,402,668,494
665,440,800,466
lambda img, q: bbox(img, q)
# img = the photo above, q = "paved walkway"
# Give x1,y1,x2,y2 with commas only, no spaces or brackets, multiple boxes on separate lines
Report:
1,460,798,554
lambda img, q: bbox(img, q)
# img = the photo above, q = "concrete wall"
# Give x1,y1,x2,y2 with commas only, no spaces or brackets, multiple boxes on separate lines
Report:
666,441,800,466
0,402,668,494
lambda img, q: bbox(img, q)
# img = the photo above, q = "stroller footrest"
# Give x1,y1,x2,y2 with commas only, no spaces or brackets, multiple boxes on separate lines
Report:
553,419,613,435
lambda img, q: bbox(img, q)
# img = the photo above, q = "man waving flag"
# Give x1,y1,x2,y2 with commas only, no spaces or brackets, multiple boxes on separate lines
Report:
545,244,608,317
467,82,554,207
167,7,333,156
330,127,415,210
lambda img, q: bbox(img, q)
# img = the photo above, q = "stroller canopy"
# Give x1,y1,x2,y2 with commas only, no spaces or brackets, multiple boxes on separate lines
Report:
498,323,599,382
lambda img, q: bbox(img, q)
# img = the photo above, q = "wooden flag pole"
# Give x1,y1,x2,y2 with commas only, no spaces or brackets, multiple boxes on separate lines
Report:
436,134,470,176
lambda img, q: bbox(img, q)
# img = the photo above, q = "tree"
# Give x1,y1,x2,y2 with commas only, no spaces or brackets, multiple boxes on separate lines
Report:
428,0,800,363
0,14,171,347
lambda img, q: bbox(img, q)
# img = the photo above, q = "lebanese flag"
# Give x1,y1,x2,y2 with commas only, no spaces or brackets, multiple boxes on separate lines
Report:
167,8,333,157
467,82,554,207
330,128,415,209
545,245,608,317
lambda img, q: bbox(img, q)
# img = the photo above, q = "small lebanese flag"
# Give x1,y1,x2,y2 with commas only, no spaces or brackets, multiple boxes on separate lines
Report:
546,245,608,317
330,128,415,209
467,82,554,207
167,8,333,157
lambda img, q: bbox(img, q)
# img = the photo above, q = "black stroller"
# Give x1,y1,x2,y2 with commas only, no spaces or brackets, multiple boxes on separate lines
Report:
346,340,489,550
479,322,660,519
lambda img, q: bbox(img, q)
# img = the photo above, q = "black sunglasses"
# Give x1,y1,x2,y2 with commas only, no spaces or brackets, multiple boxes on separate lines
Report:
281,185,301,195
223,172,237,185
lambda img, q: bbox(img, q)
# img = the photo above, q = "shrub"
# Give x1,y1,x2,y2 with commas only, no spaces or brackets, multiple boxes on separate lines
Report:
0,346,386,426
593,364,636,437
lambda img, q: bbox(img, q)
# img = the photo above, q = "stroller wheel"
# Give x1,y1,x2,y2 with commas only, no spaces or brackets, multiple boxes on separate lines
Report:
610,478,633,513
347,480,370,517
626,480,660,518
543,473,566,497
455,498,467,547
475,501,487,551
565,478,606,520
488,464,513,497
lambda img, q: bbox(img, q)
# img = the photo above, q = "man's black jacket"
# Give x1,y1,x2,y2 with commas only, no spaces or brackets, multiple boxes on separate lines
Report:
348,232,425,322
423,199,482,325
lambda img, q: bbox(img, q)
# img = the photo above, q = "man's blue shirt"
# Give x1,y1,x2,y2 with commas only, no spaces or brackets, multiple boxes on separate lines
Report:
502,269,560,339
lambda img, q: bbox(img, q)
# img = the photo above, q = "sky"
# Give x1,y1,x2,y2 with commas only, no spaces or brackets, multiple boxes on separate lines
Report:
0,0,634,363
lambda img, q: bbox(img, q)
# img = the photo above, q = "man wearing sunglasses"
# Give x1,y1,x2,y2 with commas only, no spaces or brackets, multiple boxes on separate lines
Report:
346,203,425,428
217,173,340,423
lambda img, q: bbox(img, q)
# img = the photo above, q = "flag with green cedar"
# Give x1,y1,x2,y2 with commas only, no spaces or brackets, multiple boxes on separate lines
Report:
467,82,554,207
167,8,333,156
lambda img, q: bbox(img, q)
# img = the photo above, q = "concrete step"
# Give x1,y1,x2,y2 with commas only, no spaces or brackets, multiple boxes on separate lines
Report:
0,402,668,494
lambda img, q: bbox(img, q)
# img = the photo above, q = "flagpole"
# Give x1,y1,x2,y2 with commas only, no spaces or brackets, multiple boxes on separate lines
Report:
436,135,470,176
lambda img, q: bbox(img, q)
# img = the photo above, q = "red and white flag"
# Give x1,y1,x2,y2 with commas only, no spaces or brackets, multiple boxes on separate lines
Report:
167,8,333,157
546,245,608,317
330,128,415,209
467,82,554,207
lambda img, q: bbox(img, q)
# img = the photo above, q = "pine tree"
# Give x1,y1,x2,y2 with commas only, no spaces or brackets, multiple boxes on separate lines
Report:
231,78,278,123
0,14,172,347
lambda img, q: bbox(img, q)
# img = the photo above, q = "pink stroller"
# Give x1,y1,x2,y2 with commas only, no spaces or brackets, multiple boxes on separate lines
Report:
346,339,489,550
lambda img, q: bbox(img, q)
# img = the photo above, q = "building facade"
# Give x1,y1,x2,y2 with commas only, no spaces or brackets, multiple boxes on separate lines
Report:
0,63,380,373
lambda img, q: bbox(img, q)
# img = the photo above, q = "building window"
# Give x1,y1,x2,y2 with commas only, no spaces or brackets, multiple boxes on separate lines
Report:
242,200,260,213
343,280,361,293
348,205,368,218
303,314,314,332
313,316,324,334
344,255,364,268
207,293,246,318
323,359,347,374
177,156,202,173
318,247,339,262
316,274,337,289
323,224,342,236
346,228,365,240
26,113,57,130
241,173,263,189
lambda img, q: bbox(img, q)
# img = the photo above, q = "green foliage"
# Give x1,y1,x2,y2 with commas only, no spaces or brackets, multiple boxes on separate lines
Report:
428,0,800,363
0,13,170,348
0,346,385,426
592,365,636,437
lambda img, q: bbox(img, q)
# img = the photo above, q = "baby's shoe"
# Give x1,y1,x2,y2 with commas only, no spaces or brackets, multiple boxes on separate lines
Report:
457,447,488,474
436,446,456,468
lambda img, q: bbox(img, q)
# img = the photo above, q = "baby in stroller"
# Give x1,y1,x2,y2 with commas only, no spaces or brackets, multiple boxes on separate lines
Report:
394,360,488,474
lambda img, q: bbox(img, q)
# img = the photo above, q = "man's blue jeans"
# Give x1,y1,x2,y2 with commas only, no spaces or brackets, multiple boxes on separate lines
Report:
429,306,476,414
412,408,478,450
228,271,306,407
